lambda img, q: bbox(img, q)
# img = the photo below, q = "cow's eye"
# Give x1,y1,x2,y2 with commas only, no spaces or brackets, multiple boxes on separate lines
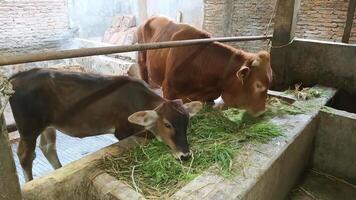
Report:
164,122,172,128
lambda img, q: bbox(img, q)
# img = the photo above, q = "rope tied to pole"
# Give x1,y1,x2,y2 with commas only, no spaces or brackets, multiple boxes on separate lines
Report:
270,37,295,49
0,74,14,115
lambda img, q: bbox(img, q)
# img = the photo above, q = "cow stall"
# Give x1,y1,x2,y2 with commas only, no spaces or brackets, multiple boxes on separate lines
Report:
1,0,356,199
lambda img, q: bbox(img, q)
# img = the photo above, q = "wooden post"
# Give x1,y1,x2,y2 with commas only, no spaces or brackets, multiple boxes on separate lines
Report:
270,0,301,90
0,109,22,200
342,0,356,43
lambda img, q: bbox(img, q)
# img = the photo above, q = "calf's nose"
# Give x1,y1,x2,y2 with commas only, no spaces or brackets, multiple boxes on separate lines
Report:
180,154,191,161
175,151,191,161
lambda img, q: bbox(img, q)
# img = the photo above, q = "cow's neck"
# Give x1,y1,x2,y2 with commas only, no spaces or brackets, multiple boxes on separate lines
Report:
217,44,246,86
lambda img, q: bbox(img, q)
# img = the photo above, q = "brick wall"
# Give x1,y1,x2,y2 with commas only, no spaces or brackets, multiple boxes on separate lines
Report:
203,0,356,52
229,0,276,52
0,0,71,54
296,0,348,42
203,0,226,37
203,0,276,52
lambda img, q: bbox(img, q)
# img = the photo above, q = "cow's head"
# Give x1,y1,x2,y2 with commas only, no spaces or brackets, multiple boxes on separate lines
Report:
128,100,202,160
222,50,272,117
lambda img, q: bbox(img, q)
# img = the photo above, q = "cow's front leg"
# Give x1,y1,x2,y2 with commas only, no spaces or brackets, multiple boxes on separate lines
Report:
162,81,178,100
213,97,226,110
114,122,140,141
114,129,133,141
115,123,154,141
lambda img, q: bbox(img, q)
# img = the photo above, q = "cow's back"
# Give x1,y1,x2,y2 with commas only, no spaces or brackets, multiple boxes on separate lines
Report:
9,68,154,137
137,16,211,87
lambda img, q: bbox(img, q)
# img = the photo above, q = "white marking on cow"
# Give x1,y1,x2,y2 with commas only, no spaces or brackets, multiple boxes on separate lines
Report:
251,59,260,67
254,81,266,93
174,151,191,160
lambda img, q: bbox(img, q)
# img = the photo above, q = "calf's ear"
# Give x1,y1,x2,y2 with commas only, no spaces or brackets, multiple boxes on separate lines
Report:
236,66,250,84
183,101,203,117
128,110,159,127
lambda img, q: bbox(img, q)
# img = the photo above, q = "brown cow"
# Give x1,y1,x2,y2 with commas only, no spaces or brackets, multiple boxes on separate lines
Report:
136,16,272,117
9,68,202,181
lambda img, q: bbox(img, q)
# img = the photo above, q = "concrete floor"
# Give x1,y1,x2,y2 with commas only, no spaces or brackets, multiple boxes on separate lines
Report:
288,169,356,200
11,132,117,185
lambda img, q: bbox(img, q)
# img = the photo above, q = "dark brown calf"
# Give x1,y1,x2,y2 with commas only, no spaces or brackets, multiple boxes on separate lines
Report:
9,68,202,181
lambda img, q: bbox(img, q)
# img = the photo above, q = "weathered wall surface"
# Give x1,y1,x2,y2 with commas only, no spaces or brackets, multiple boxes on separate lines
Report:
203,0,356,52
277,39,356,93
0,0,71,53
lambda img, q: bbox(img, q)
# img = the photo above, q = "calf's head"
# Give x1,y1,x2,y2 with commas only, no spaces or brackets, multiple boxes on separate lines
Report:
128,100,202,160
222,51,272,117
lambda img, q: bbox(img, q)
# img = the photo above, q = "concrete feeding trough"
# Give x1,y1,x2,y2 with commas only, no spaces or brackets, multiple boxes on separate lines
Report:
19,85,352,200
288,99,356,199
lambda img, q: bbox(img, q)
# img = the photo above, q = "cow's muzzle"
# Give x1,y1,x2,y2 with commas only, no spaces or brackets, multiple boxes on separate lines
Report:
249,108,267,118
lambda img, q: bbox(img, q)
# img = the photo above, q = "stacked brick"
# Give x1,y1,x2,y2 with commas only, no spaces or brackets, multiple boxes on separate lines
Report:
102,15,137,45
203,0,226,37
295,0,349,42
203,0,276,52
0,0,70,54
203,0,356,52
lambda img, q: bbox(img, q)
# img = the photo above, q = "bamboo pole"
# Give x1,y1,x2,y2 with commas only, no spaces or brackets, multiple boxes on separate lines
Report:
0,35,272,66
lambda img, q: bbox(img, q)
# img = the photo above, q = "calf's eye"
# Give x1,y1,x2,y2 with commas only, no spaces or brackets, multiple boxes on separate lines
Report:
164,122,172,128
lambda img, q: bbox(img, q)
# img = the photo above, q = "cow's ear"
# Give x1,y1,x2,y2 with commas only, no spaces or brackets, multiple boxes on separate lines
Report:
128,111,159,127
183,101,203,117
236,66,250,84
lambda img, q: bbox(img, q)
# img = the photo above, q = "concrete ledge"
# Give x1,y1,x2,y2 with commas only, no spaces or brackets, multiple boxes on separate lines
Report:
90,172,146,200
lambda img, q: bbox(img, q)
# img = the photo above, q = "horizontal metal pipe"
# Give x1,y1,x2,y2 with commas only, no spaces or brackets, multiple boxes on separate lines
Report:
0,35,272,66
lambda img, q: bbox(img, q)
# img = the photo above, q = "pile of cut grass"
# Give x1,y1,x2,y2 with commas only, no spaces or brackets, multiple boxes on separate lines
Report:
100,99,298,198
284,84,325,100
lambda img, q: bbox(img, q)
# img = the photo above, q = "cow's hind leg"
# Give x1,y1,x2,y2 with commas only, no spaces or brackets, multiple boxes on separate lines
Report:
39,127,62,169
17,138,37,182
